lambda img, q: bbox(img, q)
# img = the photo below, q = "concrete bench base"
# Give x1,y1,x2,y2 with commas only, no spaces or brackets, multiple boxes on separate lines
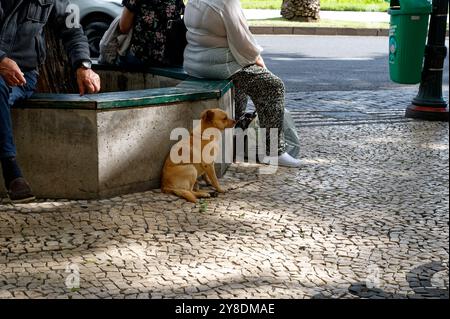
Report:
1,67,234,200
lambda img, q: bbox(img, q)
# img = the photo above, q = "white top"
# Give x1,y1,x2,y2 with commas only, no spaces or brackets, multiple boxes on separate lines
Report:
183,0,263,80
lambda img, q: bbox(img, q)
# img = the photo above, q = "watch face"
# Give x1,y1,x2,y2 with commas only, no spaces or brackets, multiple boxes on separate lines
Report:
82,61,92,69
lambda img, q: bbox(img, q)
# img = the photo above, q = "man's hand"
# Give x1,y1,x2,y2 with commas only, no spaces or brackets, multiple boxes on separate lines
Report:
0,58,27,87
255,56,267,69
76,68,101,95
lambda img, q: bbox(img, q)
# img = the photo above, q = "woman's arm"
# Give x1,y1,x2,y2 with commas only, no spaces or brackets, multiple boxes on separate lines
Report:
222,0,263,67
119,7,135,34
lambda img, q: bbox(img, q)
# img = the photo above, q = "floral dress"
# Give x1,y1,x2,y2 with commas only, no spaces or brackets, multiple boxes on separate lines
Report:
122,0,185,66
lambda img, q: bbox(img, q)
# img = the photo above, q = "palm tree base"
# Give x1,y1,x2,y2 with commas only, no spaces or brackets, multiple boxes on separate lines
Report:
281,0,321,21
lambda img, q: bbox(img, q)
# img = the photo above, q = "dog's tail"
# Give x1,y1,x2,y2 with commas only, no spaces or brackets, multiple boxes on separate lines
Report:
163,188,198,203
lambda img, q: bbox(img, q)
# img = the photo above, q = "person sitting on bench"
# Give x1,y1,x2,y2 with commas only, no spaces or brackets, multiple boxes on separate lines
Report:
0,0,101,203
183,0,301,168
118,0,185,67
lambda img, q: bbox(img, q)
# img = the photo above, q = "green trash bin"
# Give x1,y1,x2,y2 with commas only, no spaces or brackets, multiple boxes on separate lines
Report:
388,0,432,84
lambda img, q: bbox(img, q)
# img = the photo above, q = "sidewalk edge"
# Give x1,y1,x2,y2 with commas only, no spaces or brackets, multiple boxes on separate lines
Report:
250,26,390,36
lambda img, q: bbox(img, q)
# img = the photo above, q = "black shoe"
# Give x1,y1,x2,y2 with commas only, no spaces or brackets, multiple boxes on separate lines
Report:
7,177,35,203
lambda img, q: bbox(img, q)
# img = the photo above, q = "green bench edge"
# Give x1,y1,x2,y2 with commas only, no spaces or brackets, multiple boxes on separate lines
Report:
17,64,233,110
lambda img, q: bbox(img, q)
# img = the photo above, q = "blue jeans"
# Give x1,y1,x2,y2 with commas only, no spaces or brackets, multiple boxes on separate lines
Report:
0,70,39,159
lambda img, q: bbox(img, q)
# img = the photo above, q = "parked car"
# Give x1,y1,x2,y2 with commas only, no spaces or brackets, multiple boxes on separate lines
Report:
71,0,123,57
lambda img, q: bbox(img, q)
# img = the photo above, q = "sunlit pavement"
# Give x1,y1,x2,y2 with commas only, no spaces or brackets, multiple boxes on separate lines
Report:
0,88,448,299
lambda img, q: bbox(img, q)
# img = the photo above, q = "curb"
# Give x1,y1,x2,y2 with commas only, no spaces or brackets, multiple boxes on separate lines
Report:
250,26,389,36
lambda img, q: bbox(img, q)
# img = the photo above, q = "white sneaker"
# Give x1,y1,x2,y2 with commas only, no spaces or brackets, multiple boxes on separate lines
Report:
261,152,301,168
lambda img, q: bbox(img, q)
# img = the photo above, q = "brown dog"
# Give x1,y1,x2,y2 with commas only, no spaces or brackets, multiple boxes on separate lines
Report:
161,108,236,203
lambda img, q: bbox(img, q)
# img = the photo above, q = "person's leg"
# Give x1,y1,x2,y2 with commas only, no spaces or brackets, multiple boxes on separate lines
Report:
232,65,286,156
0,70,39,199
0,77,16,160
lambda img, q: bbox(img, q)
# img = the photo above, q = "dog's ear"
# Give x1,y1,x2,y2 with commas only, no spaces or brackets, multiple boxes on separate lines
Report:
201,110,215,123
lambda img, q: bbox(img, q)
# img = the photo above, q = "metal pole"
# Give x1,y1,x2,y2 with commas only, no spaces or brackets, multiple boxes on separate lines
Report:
406,0,449,121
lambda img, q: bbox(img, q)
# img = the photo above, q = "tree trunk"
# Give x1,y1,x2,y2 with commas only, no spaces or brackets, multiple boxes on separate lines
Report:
36,21,78,93
281,0,320,21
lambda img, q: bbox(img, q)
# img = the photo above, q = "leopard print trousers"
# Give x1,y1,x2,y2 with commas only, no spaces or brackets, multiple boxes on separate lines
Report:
232,64,287,156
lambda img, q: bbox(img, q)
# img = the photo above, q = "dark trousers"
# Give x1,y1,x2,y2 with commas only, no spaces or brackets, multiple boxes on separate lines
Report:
0,70,39,159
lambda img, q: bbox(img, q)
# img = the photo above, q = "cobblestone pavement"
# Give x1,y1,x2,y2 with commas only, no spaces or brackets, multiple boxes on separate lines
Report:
0,89,449,299
286,87,449,126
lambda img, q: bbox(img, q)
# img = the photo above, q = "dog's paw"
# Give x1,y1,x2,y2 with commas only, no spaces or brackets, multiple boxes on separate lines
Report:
216,187,226,193
194,191,211,198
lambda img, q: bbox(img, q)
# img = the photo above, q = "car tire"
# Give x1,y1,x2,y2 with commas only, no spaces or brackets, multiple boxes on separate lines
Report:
83,16,113,58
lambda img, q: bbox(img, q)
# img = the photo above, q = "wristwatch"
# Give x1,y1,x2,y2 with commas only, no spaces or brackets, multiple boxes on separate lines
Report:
76,60,92,70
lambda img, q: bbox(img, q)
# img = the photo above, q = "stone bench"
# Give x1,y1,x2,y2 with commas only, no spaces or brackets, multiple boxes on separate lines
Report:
2,64,234,200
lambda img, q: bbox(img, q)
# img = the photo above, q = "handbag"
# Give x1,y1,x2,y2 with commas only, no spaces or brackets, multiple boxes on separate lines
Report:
235,111,257,131
166,18,187,66
99,16,133,65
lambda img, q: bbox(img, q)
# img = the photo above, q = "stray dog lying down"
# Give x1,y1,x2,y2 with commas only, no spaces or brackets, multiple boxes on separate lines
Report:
161,108,236,203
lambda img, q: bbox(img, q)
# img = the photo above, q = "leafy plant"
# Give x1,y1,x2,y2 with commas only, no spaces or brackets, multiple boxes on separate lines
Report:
199,200,208,213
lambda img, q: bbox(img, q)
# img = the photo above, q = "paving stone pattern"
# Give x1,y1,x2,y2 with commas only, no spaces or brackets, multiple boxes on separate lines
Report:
0,89,448,299
286,87,450,126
